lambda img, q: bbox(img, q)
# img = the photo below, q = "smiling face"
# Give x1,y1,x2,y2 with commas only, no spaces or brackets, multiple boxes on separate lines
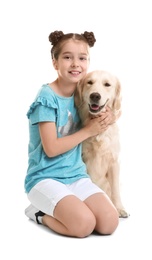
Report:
53,39,90,84
75,70,121,117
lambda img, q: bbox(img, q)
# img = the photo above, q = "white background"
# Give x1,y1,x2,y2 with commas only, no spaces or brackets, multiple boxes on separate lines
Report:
0,0,152,259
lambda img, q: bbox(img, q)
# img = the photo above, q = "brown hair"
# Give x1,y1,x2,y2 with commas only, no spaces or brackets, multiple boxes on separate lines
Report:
48,30,96,59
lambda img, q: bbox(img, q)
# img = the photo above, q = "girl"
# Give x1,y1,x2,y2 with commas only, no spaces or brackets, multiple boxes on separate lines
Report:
24,30,119,238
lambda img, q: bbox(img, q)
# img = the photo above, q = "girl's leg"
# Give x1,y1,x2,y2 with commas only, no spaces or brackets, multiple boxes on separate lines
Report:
84,192,119,235
42,195,96,238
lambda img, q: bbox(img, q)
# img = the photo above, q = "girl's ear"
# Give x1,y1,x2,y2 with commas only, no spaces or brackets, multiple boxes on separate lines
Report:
52,59,58,70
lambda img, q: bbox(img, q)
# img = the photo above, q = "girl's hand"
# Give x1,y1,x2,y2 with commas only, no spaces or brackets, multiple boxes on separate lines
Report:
98,106,121,127
84,116,108,137
85,106,121,137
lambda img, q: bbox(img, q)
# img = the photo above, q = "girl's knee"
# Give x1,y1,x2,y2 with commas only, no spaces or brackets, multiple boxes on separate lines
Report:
96,209,119,235
73,213,96,238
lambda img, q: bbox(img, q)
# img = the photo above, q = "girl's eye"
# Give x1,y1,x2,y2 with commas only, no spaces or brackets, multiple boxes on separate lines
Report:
64,56,71,59
80,57,87,61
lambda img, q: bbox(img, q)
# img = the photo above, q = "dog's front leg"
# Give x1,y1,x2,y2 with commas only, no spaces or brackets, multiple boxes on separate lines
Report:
108,161,129,218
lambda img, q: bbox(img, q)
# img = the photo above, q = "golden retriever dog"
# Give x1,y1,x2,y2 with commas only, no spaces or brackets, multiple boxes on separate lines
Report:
75,70,129,218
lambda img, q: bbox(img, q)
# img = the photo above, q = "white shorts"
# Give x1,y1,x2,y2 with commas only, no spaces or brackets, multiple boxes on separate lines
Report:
27,178,104,217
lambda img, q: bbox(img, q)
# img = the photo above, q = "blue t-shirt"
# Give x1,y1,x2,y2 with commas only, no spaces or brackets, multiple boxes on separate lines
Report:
24,84,89,193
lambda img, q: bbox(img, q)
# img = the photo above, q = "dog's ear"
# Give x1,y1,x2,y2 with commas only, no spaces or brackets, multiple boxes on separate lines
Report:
74,79,84,108
112,79,121,112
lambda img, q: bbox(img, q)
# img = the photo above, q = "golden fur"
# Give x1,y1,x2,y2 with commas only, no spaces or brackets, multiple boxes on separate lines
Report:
75,70,129,217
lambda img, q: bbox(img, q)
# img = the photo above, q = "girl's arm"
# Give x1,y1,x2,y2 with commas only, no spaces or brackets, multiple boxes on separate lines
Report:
39,117,107,157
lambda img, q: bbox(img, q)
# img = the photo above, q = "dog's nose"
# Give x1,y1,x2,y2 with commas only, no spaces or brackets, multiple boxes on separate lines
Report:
90,92,101,102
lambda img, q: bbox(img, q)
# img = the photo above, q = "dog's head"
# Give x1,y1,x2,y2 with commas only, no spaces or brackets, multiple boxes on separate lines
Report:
75,70,121,117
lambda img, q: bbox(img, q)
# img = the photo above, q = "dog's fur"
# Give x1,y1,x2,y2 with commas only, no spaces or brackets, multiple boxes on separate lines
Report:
75,70,129,217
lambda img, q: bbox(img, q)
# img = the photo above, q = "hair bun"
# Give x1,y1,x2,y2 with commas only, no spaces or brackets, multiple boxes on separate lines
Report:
82,31,96,47
48,30,64,46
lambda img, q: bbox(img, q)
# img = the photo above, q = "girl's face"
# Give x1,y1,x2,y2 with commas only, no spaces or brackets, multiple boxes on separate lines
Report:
53,39,90,84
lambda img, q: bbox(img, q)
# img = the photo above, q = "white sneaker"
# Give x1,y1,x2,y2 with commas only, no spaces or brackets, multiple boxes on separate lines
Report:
25,204,45,224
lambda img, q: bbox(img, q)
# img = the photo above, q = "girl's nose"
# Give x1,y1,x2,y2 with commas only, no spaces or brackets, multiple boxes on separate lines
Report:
71,59,79,67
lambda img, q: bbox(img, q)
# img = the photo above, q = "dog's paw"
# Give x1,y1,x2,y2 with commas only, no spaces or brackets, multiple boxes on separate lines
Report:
118,209,130,218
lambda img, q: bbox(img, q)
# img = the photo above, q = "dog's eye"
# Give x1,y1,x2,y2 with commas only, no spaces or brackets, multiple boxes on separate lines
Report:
104,82,111,87
87,80,93,85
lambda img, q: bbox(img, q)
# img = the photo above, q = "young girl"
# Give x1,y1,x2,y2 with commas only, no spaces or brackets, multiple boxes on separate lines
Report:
24,30,120,238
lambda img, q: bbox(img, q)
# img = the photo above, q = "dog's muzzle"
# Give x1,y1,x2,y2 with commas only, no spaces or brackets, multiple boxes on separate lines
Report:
88,92,108,114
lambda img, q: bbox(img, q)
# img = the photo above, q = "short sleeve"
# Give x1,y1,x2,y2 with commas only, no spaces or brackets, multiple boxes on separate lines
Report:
27,96,57,125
